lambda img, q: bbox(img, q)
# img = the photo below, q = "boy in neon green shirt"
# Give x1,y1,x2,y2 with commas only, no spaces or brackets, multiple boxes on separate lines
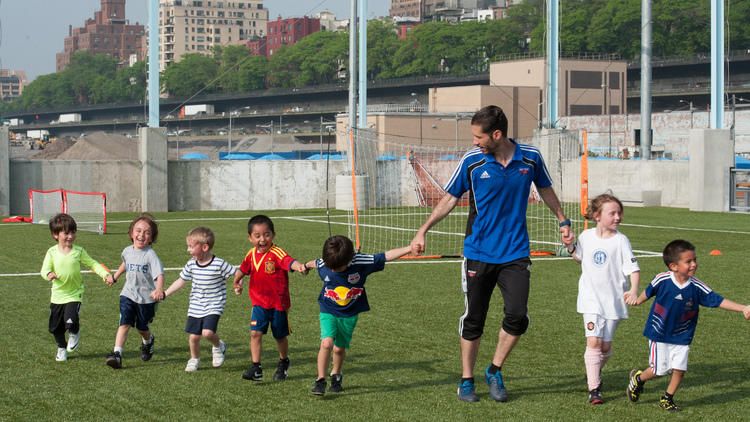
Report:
41,213,113,361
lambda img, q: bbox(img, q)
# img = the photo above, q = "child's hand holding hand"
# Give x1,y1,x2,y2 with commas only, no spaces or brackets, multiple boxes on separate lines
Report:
47,272,58,281
293,261,308,275
150,289,165,301
234,280,243,295
105,274,115,286
743,305,750,320
624,290,639,306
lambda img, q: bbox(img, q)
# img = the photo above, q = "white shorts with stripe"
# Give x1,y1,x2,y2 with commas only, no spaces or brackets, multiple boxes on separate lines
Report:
649,340,690,376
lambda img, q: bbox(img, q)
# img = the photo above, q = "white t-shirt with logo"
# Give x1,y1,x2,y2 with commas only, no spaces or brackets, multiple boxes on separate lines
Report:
575,228,639,319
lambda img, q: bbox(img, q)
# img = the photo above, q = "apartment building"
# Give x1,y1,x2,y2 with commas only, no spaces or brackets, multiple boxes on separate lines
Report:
159,0,269,70
0,69,28,102
390,0,516,22
56,0,145,72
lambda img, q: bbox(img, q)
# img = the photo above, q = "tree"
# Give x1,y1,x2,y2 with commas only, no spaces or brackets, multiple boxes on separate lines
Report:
214,45,268,93
367,19,401,79
162,53,220,97
267,31,348,87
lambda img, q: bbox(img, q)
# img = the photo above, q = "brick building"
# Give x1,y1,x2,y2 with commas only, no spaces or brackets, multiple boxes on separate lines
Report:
264,16,320,57
56,0,145,72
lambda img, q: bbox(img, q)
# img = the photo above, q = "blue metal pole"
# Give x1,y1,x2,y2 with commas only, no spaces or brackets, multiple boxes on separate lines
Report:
710,0,724,129
358,0,367,129
546,0,558,128
148,0,159,128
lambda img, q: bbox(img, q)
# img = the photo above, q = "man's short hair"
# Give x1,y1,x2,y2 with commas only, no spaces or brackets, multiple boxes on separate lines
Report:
663,239,695,268
248,214,274,234
187,226,215,249
471,105,509,137
322,235,355,270
49,213,77,235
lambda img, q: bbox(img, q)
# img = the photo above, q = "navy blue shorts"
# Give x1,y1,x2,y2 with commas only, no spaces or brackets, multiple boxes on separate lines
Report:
119,296,157,332
250,306,290,339
185,314,221,335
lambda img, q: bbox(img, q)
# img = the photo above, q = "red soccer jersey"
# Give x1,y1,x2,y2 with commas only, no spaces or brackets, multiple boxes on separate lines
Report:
239,245,296,310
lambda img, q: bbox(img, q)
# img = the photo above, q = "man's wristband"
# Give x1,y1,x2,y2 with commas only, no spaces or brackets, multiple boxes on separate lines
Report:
559,218,571,227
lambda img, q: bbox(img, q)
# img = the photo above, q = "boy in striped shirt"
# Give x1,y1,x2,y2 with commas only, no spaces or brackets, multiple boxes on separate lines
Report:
626,239,750,411
164,227,235,372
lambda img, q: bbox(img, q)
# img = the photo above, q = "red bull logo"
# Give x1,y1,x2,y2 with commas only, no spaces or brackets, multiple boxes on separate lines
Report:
323,286,364,306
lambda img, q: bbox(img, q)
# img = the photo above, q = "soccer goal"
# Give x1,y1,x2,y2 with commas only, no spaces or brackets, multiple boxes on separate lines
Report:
29,189,107,234
29,189,64,226
339,128,585,257
63,190,107,234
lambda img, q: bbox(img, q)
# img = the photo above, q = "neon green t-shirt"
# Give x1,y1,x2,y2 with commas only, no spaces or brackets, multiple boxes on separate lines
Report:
40,244,109,304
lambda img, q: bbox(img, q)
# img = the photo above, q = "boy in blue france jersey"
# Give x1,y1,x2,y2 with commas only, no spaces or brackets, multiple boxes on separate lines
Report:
626,239,750,412
304,235,411,396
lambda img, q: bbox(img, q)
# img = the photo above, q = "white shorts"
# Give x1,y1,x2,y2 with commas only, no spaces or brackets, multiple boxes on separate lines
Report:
649,340,690,376
582,314,621,342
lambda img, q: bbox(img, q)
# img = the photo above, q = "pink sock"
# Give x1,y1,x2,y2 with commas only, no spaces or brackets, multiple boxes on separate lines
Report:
584,347,602,391
600,347,612,369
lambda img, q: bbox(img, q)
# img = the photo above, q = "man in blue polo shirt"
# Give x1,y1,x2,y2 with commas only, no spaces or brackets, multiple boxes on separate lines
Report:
410,105,575,402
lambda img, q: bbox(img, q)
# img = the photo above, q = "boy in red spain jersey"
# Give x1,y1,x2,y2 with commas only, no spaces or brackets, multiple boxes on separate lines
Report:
233,215,308,382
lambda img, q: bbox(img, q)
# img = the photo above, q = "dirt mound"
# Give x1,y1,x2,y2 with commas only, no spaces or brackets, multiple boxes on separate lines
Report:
54,132,138,160
31,138,77,159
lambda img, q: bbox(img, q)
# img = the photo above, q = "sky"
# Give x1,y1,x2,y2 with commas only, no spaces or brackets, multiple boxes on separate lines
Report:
0,0,390,82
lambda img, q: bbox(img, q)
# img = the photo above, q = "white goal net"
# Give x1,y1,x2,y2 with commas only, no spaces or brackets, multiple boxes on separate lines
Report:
29,189,64,225
63,191,107,234
340,128,585,257
29,189,107,234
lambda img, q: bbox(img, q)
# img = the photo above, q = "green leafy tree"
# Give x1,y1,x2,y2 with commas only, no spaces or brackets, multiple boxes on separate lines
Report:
162,53,220,97
267,31,348,87
367,19,402,79
214,45,268,93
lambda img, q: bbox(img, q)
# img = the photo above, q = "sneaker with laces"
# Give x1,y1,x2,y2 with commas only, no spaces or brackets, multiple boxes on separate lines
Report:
212,341,226,367
588,389,604,404
659,396,682,412
242,363,263,381
457,379,479,402
56,347,68,361
329,373,343,393
311,378,327,395
141,335,155,362
485,366,508,402
626,369,644,402
67,331,80,352
185,358,200,372
273,358,290,381
105,351,122,369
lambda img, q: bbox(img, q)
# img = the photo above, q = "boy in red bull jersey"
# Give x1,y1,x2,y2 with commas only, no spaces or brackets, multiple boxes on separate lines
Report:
304,235,411,395
233,215,308,382
626,240,750,412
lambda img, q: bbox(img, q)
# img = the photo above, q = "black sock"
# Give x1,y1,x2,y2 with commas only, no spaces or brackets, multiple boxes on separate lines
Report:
253,361,261,368
461,377,475,384
280,357,289,363
663,392,674,400
488,364,501,375
636,374,642,383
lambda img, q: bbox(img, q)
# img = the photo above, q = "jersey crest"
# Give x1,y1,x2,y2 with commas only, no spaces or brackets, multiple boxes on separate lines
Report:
593,249,607,267
265,261,275,274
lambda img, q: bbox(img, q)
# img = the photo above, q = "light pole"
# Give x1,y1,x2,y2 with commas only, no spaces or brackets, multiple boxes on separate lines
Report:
433,113,469,151
256,121,274,154
679,99,694,128
602,83,612,157
411,92,423,145
320,116,337,156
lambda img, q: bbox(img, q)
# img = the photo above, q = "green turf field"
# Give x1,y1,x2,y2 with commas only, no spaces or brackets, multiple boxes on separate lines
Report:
1,207,749,420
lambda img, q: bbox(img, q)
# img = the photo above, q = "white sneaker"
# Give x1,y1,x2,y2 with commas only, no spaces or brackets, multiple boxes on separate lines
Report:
67,331,80,352
56,347,68,361
185,358,200,372
212,341,226,367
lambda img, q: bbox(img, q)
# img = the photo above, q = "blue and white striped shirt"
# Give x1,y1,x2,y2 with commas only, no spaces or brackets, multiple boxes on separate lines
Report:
179,256,235,318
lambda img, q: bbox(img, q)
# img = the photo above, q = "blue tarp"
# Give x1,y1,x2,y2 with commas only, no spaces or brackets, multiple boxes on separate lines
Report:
256,154,286,160
180,153,209,160
377,155,397,161
736,155,750,169
306,154,344,160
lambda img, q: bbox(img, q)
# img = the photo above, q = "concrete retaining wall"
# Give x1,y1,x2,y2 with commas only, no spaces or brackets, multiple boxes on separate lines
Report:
7,156,692,214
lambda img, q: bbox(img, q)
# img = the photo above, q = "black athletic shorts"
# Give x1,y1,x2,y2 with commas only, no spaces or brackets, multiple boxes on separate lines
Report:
49,302,81,334
459,257,531,340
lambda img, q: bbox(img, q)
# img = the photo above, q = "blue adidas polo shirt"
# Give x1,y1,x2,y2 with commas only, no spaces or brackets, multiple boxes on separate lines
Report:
445,140,553,264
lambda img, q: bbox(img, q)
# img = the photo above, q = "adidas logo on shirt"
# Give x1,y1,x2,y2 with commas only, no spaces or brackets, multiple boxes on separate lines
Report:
674,293,683,300
324,276,330,282
480,171,491,179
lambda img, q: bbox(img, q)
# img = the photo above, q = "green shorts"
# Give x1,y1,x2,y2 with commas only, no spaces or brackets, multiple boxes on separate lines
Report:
319,312,359,349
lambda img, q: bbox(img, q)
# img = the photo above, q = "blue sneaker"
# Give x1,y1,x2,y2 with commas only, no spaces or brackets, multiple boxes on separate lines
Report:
485,365,508,402
457,379,479,402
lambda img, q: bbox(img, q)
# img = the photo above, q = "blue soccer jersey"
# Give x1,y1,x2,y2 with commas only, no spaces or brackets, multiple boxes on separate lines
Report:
642,272,724,345
315,252,386,318
444,142,553,264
